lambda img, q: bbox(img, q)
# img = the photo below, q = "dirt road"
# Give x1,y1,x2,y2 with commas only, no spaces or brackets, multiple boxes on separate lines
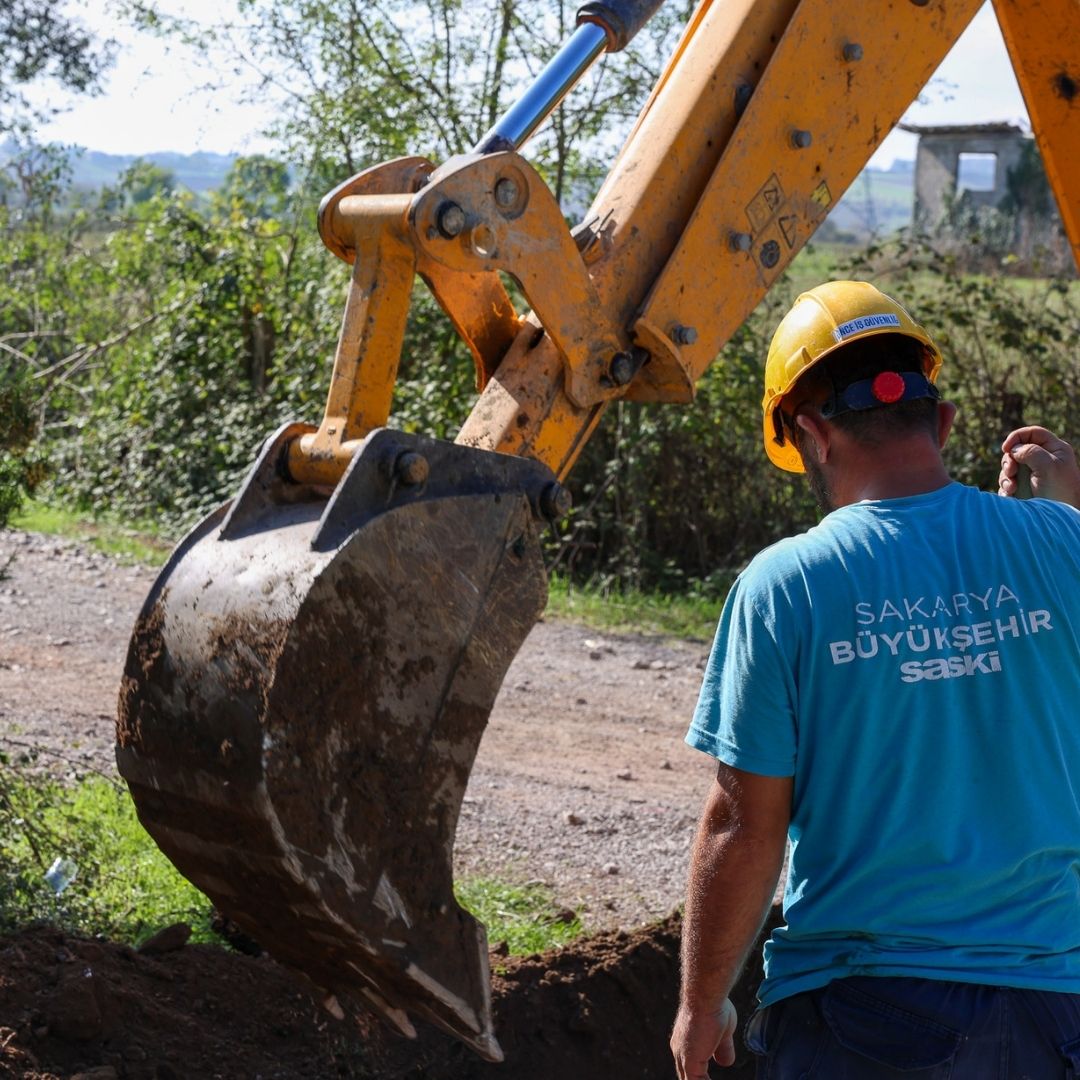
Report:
0,528,717,931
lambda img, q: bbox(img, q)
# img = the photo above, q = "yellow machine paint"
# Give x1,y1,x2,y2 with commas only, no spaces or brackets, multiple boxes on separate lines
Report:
117,0,1080,1061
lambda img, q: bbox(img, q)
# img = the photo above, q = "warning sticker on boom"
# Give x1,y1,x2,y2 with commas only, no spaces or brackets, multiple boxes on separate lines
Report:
779,214,798,249
746,174,785,233
811,181,832,210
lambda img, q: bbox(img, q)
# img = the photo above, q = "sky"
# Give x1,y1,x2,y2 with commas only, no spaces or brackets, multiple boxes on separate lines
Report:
29,0,1028,168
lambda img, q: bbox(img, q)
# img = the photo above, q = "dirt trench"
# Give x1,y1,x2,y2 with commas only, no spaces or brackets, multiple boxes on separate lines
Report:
0,908,783,1080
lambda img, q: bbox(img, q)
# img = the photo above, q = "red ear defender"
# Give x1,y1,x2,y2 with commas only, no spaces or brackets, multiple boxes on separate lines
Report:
871,371,906,404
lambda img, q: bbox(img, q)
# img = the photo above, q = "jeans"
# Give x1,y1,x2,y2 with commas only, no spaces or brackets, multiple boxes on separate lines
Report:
745,977,1080,1078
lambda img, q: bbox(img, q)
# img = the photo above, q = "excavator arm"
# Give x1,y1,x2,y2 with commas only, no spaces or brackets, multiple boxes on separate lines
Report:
116,0,1080,1061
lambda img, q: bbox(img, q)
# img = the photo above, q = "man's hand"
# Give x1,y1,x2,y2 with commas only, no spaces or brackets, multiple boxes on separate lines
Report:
671,998,738,1079
999,427,1080,508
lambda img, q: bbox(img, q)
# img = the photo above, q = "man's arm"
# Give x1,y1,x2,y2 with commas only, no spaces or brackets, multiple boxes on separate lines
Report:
999,426,1080,508
671,762,791,1080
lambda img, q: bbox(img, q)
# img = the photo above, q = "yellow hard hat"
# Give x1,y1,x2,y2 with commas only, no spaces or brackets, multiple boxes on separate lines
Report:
762,280,944,472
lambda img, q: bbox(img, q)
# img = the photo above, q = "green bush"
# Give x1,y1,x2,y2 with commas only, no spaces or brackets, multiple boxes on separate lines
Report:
7,163,480,535
10,157,1079,594
558,235,1078,588
0,748,214,943
844,234,1080,493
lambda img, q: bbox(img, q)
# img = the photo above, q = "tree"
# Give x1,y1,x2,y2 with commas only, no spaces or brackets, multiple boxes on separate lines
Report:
1001,139,1053,220
0,142,71,222
118,159,176,205
127,0,691,206
0,0,113,136
217,155,291,220
0,2,112,526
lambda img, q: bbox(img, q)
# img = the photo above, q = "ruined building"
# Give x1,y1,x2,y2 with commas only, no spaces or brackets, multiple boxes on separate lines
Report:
902,122,1071,273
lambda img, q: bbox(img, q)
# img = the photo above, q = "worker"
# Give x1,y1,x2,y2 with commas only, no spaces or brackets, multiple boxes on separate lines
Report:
998,425,1080,508
671,281,1080,1079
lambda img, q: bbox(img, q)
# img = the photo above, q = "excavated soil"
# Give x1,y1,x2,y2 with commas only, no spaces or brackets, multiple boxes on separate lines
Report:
0,530,775,1079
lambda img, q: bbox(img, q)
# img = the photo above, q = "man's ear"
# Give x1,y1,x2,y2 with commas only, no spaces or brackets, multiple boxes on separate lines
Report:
937,400,957,449
795,411,830,466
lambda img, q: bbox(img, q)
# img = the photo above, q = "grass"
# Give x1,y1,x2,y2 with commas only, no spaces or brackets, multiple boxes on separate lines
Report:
0,753,582,957
0,759,214,946
11,499,172,565
787,242,853,292
787,238,1080,301
547,575,721,642
455,877,583,955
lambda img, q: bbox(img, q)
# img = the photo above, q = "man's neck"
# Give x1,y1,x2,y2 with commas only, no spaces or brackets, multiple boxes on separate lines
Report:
828,441,953,508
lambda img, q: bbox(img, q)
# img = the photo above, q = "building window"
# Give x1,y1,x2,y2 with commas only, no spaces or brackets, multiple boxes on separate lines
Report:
956,152,997,193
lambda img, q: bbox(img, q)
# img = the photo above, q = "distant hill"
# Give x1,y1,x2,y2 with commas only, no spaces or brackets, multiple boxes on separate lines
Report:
0,141,238,195
6,140,918,239
67,148,238,194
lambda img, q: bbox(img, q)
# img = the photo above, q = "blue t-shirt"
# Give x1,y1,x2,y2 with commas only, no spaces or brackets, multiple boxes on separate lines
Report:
686,482,1080,1005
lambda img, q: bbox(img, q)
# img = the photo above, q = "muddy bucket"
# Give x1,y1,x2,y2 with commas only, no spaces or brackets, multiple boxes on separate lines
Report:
116,424,558,1061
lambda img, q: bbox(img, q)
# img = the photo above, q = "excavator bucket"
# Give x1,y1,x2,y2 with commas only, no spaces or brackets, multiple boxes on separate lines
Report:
116,423,557,1061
